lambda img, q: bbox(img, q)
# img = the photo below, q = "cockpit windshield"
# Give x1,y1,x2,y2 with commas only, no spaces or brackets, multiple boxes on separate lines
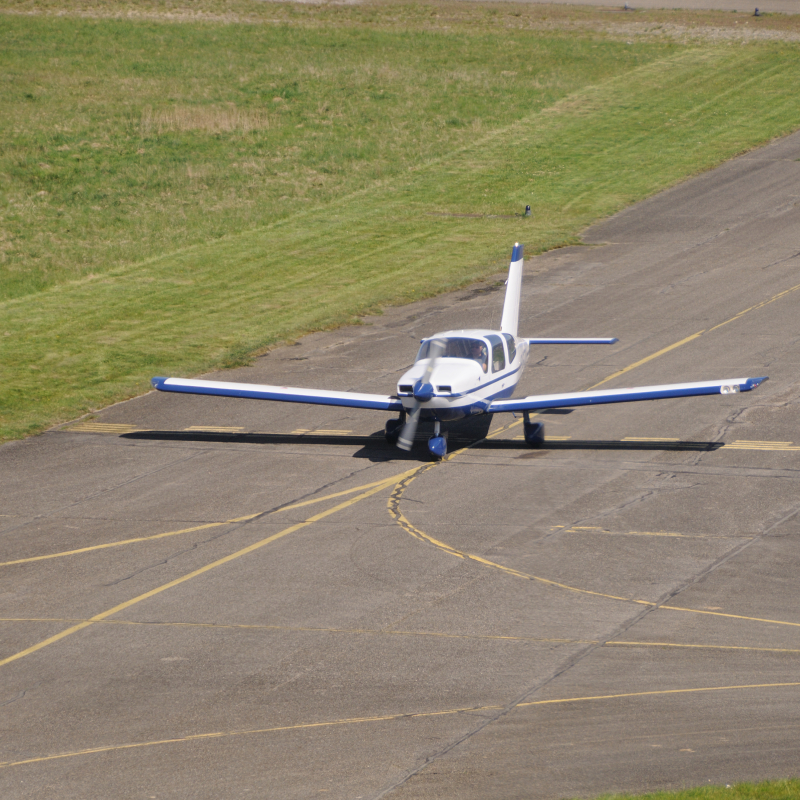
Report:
416,337,488,373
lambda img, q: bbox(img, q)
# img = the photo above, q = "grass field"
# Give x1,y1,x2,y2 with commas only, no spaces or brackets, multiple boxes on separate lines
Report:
590,778,800,800
1,1,800,441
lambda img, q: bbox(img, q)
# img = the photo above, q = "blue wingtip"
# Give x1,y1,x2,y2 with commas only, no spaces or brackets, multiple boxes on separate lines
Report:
151,377,167,390
511,242,523,262
744,376,769,391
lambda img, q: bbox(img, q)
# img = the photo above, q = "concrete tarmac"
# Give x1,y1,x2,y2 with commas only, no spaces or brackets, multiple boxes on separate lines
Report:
2,132,800,799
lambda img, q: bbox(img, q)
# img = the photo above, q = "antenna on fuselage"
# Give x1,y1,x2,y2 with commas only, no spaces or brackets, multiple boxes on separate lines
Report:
500,243,523,338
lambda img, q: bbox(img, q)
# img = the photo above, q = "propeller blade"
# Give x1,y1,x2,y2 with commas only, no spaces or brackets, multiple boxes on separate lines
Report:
397,403,420,451
397,339,444,451
422,339,445,383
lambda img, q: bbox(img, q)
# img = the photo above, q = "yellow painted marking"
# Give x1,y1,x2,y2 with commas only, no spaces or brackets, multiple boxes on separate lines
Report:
388,282,800,626
517,681,800,708
0,472,415,568
513,435,571,441
7,616,797,655
278,475,415,513
393,484,792,616
7,616,800,656
588,281,800,392
563,527,747,540
622,437,680,442
0,516,260,568
67,422,142,434
291,428,352,435
184,426,244,432
388,472,639,605
724,441,800,451
661,605,800,628
606,641,800,654
0,469,420,670
0,617,585,645
589,332,704,390
3,681,799,771
707,280,800,334
733,440,793,445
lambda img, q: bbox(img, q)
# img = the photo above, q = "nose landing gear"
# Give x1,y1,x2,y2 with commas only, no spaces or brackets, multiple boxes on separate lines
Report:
428,420,447,460
386,412,447,459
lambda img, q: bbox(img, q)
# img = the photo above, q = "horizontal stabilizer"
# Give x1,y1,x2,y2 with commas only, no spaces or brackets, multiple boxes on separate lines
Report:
527,338,618,345
151,377,403,411
489,377,768,414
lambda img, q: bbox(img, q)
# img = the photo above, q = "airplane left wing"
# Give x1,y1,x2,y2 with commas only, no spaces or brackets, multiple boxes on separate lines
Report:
489,376,768,413
151,377,404,411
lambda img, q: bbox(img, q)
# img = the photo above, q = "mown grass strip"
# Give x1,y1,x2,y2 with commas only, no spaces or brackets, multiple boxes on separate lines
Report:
2,13,668,299
586,778,800,800
1,15,799,441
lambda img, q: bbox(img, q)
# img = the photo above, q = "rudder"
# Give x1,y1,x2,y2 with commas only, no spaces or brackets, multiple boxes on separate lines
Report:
500,242,523,338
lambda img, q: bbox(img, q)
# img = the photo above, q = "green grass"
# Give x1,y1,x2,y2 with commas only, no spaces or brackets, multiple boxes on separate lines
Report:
1,4,800,441
588,778,800,800
1,12,674,299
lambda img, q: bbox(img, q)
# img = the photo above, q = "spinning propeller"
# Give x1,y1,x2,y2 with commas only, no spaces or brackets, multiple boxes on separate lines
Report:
397,338,445,451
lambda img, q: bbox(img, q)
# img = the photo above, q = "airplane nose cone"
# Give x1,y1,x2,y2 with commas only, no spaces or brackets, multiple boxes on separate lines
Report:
413,380,434,402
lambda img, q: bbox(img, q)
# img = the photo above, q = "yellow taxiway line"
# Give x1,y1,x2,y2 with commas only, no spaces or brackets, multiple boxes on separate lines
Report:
2,680,799,771
0,468,420,670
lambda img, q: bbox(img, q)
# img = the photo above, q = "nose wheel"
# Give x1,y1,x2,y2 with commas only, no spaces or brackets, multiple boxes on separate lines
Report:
387,413,447,459
428,420,447,460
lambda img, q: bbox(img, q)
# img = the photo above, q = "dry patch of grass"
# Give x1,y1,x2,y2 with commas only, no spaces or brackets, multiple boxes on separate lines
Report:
140,104,271,135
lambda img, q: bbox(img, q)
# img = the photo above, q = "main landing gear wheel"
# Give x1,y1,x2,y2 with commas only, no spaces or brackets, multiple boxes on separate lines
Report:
385,411,406,444
523,412,545,447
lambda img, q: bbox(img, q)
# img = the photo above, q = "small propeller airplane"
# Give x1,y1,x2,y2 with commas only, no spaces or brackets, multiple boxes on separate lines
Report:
152,243,767,459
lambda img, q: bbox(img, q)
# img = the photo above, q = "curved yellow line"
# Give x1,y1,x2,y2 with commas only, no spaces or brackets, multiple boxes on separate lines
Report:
388,281,800,621
387,468,643,606
389,478,800,628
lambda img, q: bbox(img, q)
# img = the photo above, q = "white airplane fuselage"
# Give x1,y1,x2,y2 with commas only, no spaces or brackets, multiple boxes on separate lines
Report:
396,329,530,422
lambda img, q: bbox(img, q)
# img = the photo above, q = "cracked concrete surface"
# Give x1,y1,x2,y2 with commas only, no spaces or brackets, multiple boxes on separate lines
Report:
1,133,800,798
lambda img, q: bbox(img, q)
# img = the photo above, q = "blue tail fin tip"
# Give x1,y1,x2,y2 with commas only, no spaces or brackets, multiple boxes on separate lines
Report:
511,242,523,262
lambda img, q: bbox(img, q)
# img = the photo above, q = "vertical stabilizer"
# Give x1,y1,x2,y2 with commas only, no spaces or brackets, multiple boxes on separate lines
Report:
500,242,523,338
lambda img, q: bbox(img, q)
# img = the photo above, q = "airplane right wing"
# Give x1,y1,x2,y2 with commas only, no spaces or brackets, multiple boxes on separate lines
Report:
151,377,403,411
489,377,768,413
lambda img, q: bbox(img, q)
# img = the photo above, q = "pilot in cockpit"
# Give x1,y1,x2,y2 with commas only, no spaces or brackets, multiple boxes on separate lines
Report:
469,340,488,372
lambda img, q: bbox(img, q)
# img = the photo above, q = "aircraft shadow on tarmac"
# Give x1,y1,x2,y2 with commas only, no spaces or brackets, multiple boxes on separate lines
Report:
121,422,724,461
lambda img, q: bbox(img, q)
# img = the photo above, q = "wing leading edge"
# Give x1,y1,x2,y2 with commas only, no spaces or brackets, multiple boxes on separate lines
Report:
489,377,768,413
151,377,403,412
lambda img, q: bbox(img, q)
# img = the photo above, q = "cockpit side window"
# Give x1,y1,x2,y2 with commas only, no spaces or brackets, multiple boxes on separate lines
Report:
502,333,516,364
486,334,506,373
415,341,431,362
